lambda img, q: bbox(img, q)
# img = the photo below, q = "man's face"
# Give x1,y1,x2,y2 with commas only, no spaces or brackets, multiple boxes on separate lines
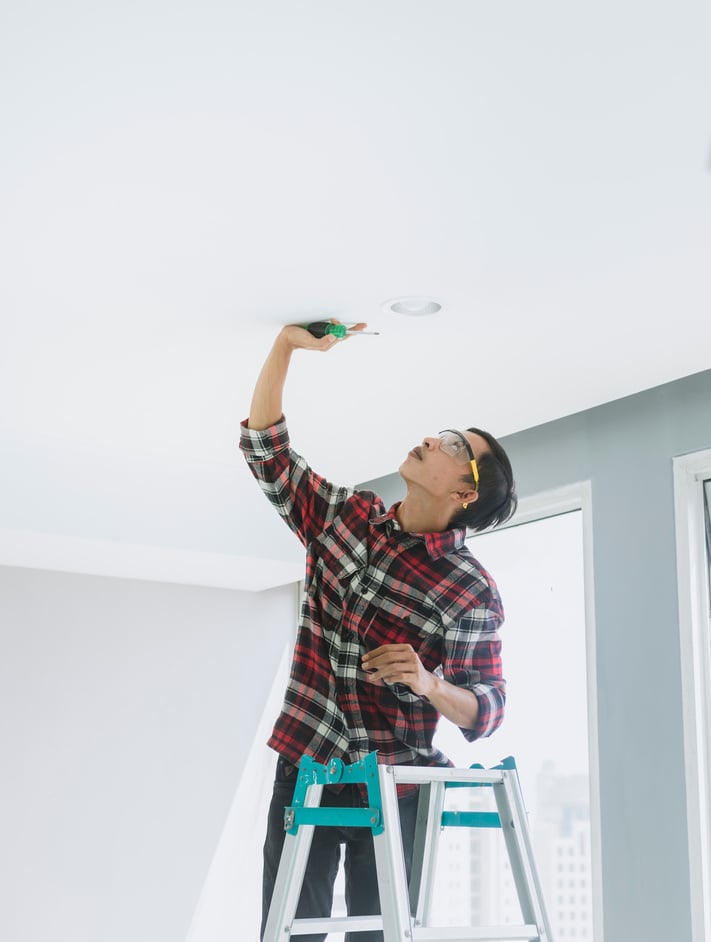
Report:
399,430,487,500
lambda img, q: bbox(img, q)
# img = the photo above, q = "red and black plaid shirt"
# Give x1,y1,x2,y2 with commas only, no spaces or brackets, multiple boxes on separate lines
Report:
240,417,506,775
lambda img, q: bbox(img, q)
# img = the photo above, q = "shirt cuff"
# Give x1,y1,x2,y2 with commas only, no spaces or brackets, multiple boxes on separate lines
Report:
239,415,290,461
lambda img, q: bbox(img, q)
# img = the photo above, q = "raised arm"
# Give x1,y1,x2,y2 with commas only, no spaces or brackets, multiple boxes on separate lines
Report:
242,321,367,546
248,325,344,430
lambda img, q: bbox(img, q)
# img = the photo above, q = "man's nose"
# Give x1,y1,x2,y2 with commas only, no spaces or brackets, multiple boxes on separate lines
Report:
422,436,441,451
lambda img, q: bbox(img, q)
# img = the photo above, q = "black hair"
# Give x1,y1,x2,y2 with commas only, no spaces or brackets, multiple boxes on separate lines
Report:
449,427,517,532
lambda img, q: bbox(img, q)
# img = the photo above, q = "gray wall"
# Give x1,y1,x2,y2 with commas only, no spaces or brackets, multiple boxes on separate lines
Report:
363,367,711,942
0,566,295,942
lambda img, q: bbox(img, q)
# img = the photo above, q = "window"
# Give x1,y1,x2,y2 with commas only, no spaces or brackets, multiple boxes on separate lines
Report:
430,494,600,940
674,452,711,942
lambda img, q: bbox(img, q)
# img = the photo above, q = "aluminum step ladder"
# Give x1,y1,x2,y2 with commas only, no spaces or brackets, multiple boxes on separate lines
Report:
262,751,554,942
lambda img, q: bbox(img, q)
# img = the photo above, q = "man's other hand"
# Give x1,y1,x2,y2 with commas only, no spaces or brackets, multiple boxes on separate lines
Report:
361,643,435,698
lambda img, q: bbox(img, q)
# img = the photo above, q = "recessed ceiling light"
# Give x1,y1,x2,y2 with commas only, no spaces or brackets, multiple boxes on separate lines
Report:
382,297,442,316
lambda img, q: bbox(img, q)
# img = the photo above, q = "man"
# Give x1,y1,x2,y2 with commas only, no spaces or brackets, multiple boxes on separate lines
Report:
240,323,517,942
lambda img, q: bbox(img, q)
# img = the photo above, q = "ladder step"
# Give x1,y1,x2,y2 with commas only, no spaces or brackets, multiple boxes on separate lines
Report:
412,926,541,941
440,810,501,828
291,916,540,940
291,914,384,934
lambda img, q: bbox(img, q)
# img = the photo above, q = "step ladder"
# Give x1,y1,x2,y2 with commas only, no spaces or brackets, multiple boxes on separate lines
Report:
262,751,554,942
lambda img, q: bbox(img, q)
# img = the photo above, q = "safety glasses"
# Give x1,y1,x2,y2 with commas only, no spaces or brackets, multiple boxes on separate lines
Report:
438,430,480,491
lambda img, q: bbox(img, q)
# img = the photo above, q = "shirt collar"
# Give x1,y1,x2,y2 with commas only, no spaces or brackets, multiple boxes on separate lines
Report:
370,503,467,560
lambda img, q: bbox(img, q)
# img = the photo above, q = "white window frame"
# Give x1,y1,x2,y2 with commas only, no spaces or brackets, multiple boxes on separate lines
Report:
493,480,604,942
673,449,711,942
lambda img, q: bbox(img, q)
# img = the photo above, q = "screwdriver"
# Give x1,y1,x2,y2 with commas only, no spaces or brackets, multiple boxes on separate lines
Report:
305,321,380,339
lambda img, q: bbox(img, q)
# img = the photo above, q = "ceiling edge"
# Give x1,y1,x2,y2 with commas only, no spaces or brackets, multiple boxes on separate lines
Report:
0,527,304,593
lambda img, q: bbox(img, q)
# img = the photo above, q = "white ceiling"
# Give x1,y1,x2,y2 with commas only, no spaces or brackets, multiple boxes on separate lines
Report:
2,1,710,587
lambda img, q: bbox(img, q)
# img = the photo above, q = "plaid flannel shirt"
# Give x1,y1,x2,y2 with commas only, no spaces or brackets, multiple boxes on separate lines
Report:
240,416,506,779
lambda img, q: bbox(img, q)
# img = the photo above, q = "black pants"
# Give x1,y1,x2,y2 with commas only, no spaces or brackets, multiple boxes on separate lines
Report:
261,757,419,942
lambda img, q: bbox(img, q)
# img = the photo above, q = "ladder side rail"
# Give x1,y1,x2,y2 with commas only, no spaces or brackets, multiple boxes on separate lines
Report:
492,776,539,930
408,782,431,918
411,781,447,927
374,765,416,941
491,772,552,942
499,770,555,942
261,782,324,942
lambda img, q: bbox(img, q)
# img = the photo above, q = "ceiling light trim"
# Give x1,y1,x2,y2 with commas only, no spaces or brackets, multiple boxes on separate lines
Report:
382,297,443,317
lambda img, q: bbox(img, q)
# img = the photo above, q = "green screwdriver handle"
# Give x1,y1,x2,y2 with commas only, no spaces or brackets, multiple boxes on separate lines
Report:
305,321,348,339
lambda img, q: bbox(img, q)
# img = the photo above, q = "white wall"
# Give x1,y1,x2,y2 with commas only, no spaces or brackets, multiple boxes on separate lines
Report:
0,565,296,942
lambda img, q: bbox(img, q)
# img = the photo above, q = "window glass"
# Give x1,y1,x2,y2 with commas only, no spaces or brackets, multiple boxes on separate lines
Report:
430,511,594,939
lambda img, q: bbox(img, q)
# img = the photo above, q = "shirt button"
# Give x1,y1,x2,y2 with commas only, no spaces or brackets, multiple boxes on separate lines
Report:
342,629,355,641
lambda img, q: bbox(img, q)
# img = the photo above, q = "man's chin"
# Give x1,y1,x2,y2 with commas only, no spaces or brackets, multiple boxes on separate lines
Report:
398,459,414,481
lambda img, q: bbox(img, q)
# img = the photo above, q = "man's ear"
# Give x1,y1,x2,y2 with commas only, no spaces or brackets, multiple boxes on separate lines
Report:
451,487,479,506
